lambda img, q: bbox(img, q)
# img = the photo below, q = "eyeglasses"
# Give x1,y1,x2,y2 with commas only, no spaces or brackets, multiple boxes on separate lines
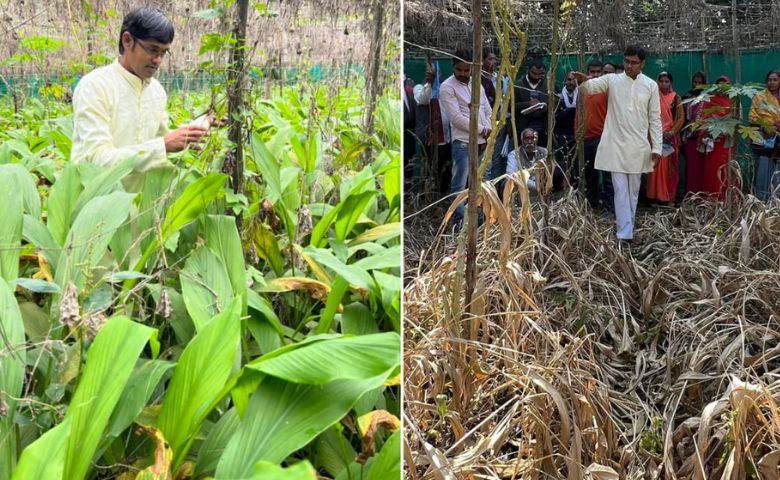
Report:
132,36,170,59
623,58,642,66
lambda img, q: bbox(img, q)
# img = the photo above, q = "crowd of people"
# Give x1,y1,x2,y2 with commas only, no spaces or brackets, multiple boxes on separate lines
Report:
403,45,780,241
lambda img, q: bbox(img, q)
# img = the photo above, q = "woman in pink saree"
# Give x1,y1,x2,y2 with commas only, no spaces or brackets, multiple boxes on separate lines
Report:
647,72,684,204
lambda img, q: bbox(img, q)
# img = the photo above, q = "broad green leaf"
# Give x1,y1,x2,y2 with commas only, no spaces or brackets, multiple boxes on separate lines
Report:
314,427,357,478
247,289,283,336
253,221,285,277
0,168,23,282
63,316,154,480
160,173,227,240
365,429,401,480
105,271,152,282
247,290,283,353
180,247,234,330
46,163,82,245
340,302,379,336
309,201,341,248
251,460,317,479
205,215,247,311
250,135,282,202
314,276,349,334
353,245,401,271
138,168,177,256
380,152,401,208
73,157,135,217
214,374,388,479
366,429,401,480
106,359,174,439
14,278,60,293
12,419,71,480
194,408,240,477
334,191,377,241
1,163,40,219
147,284,194,344
0,280,25,478
159,296,241,469
18,301,51,343
54,191,135,292
348,222,401,246
302,246,374,292
23,214,60,267
373,271,401,333
247,332,400,384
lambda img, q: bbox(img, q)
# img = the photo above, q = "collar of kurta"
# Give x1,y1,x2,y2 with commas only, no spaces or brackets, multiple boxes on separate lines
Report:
110,59,152,92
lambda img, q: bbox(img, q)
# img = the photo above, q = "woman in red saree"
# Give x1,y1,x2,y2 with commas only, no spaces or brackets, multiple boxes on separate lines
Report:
647,72,684,204
700,76,738,199
682,72,707,193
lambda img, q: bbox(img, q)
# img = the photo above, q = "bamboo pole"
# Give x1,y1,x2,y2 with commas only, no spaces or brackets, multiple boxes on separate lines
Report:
224,0,248,203
464,0,483,318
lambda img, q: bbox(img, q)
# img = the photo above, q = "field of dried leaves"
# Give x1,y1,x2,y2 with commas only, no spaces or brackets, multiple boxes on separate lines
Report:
404,189,780,479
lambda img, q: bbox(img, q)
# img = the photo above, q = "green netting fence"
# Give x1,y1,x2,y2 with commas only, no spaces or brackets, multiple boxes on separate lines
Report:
405,49,780,100
0,63,365,97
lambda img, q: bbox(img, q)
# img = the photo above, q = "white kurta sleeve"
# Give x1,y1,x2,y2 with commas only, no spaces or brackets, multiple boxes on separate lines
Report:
579,74,611,96
414,83,432,105
647,83,663,155
72,77,168,172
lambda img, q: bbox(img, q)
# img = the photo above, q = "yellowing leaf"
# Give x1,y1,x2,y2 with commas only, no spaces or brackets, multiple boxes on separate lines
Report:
134,427,172,480
357,410,400,437
259,277,342,311
357,410,400,458
348,222,401,246
383,374,400,386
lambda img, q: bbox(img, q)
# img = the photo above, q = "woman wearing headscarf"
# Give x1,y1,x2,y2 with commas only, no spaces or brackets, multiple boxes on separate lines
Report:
748,70,780,201
647,72,684,204
681,71,707,193
700,75,738,199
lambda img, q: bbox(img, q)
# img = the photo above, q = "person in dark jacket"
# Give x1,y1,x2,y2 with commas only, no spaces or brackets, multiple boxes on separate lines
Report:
514,59,550,149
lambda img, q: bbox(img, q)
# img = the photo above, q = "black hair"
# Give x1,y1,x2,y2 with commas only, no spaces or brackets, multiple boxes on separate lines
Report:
528,58,546,71
483,47,496,59
119,7,175,54
452,48,473,67
766,70,780,82
603,62,617,70
657,71,673,83
691,71,707,85
624,44,646,61
587,59,604,70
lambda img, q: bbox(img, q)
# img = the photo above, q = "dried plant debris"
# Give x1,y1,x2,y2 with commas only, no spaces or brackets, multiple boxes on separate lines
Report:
404,192,780,478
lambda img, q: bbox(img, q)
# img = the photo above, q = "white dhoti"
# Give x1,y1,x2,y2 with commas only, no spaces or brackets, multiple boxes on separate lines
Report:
611,172,641,240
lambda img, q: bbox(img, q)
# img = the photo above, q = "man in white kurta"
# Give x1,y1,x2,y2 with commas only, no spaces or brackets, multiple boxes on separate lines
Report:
72,7,208,192
574,45,662,241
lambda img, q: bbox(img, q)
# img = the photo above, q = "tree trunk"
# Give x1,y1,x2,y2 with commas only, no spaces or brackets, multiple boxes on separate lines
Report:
363,0,385,147
225,0,249,200
464,0,482,318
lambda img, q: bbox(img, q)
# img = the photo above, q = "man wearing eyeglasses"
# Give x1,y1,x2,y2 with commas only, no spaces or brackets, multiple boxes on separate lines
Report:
71,7,207,190
572,45,662,244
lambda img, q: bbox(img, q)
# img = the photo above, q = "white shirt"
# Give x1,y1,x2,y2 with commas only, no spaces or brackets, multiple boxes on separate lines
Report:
439,75,492,144
413,83,451,144
506,146,547,192
579,72,662,174
71,60,171,181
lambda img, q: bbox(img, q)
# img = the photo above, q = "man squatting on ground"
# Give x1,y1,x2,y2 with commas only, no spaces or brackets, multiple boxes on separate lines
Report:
573,45,663,242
